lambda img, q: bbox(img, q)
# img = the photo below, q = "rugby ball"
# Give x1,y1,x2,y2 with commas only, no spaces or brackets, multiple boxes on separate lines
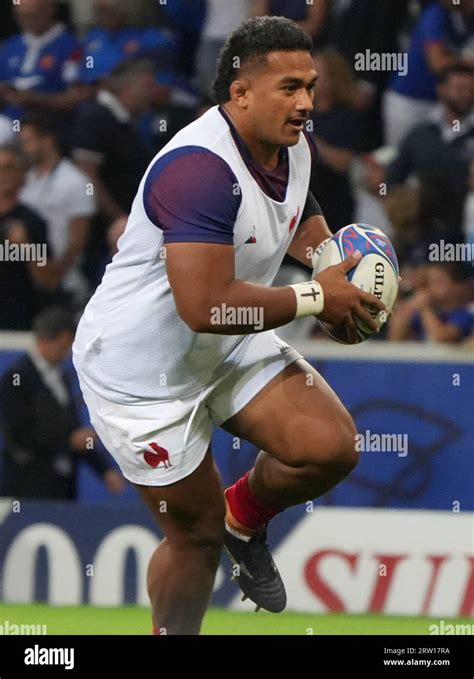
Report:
312,223,399,344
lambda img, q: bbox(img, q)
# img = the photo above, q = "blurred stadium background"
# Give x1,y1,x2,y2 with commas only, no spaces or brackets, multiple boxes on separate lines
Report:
0,0,473,635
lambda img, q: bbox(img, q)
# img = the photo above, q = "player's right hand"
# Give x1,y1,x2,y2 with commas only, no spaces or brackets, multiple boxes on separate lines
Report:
314,252,387,335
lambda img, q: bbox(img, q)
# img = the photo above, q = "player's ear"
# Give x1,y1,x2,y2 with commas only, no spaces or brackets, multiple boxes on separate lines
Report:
229,79,250,109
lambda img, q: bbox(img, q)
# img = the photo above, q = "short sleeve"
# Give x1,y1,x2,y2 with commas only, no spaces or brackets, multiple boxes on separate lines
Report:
143,146,241,245
301,191,323,222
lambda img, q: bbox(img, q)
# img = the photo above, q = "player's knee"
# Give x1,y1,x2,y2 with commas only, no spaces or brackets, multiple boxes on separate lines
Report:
168,504,226,555
285,414,358,476
326,418,358,477
319,416,358,477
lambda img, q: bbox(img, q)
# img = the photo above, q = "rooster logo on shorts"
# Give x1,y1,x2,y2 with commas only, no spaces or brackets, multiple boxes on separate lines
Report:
144,443,173,469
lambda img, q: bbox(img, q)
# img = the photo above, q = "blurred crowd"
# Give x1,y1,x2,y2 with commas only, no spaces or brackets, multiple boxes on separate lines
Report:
0,0,473,345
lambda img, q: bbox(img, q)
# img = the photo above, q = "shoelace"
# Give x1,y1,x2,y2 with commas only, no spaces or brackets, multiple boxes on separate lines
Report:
247,529,277,574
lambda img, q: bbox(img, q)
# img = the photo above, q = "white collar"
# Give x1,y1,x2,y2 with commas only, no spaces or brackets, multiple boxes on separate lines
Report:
23,22,66,50
29,346,70,405
97,89,131,123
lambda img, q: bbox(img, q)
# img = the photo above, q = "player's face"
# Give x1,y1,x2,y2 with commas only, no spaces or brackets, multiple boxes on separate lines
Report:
245,51,317,147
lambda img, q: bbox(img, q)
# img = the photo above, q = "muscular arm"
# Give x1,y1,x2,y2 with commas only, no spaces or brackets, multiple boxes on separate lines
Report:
166,239,383,336
149,149,383,335
166,242,297,334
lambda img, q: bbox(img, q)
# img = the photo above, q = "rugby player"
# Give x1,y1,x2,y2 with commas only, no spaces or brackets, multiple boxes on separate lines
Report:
73,17,385,635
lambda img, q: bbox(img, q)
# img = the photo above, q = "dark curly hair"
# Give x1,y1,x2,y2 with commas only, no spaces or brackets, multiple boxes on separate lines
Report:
211,16,313,104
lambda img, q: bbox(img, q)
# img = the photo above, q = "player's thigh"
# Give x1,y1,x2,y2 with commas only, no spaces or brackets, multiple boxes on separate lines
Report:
134,448,226,547
222,359,357,468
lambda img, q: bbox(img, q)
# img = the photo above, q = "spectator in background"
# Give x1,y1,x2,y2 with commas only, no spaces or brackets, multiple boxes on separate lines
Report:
0,146,55,330
383,0,474,146
389,263,473,343
386,64,474,245
382,184,420,263
0,0,89,121
196,0,253,97
160,0,207,78
19,111,96,308
0,307,125,499
327,0,411,148
79,0,199,153
352,147,398,241
251,0,329,42
71,59,155,285
309,49,366,231
387,64,474,187
80,0,176,85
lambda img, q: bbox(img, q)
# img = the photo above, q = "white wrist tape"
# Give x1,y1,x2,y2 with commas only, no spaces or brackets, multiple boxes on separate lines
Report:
289,280,324,318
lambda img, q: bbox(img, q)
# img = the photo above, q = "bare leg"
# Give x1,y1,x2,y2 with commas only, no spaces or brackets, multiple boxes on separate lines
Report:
134,448,225,635
223,359,358,511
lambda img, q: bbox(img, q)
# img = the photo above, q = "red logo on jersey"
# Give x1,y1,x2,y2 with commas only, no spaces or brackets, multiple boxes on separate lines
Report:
289,207,301,233
40,54,56,70
245,226,257,244
144,443,173,469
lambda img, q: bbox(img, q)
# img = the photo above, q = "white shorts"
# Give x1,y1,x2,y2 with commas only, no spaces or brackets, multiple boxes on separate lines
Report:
78,331,302,486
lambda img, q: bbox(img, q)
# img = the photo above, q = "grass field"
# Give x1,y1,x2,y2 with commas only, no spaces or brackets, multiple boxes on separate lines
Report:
0,604,471,635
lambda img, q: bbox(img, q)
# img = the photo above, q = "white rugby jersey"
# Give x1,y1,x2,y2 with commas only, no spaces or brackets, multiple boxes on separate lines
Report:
73,106,312,402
